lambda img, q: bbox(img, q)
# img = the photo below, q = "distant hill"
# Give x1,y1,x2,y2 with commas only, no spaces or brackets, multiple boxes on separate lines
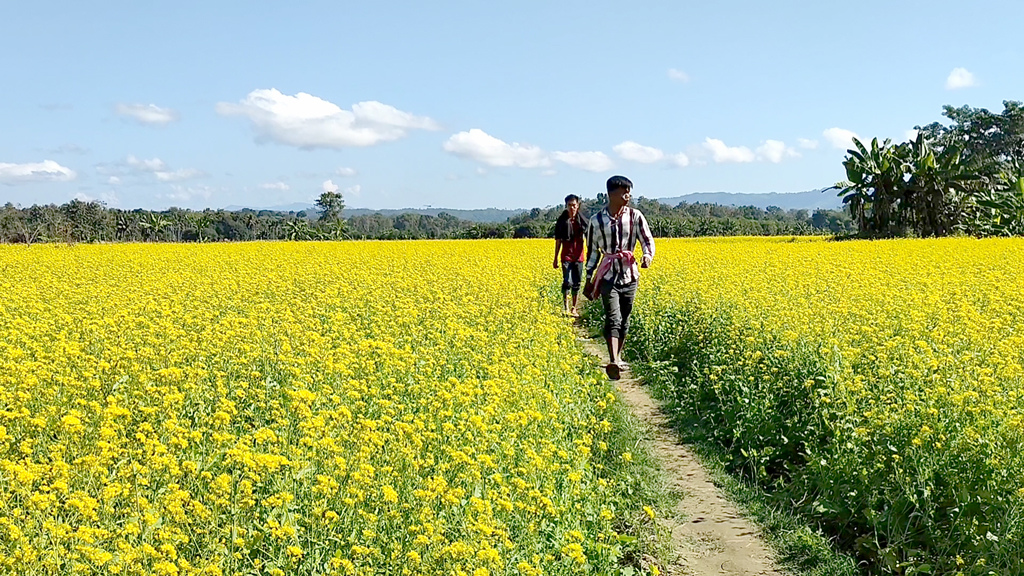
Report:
223,203,525,223
224,202,316,213
223,189,841,223
342,207,526,223
649,189,842,211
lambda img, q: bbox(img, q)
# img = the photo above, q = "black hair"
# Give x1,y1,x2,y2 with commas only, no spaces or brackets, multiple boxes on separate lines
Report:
564,194,580,204
606,175,633,193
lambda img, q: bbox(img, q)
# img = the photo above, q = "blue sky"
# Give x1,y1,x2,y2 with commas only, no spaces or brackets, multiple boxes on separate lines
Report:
1,0,1021,210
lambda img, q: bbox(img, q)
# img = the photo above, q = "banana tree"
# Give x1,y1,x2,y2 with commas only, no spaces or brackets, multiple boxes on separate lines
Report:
284,219,311,241
904,133,983,236
115,213,133,240
974,175,1024,236
835,137,908,235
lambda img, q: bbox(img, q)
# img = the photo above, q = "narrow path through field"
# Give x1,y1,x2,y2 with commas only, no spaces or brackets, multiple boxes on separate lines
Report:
578,330,784,576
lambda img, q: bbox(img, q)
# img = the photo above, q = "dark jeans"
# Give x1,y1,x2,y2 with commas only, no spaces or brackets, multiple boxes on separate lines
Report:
600,280,638,340
561,261,583,295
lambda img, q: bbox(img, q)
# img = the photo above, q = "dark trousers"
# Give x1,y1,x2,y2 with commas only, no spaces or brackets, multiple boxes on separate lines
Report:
561,261,583,295
600,280,638,340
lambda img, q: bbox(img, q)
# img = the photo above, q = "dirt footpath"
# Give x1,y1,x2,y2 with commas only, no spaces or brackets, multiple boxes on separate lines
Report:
580,333,784,576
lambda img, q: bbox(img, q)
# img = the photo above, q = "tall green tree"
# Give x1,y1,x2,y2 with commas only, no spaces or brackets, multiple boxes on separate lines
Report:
917,100,1024,172
316,191,345,222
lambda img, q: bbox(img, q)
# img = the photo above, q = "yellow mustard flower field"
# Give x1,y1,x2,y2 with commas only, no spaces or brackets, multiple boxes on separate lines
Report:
628,237,1024,575
5,236,1024,575
0,240,652,576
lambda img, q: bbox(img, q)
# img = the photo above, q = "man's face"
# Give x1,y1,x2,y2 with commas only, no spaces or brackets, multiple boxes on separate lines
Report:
566,199,580,215
610,186,631,205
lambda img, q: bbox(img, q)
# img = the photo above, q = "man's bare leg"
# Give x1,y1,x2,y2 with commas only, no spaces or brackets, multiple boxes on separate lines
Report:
606,336,621,379
608,336,620,365
570,293,580,316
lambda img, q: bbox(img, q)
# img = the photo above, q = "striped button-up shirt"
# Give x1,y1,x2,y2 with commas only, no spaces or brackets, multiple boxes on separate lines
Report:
585,205,655,285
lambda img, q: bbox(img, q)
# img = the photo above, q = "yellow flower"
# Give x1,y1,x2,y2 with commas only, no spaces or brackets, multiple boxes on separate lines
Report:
0,240,650,574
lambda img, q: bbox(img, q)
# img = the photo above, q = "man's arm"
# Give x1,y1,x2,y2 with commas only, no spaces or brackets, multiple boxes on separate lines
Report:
636,210,655,268
553,238,562,268
585,215,600,280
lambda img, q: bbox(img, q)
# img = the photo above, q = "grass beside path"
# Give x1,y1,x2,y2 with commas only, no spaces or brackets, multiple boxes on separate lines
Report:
632,356,861,576
580,300,860,576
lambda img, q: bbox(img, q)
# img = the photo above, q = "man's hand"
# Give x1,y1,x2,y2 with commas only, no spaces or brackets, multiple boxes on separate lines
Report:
641,255,652,269
553,258,560,269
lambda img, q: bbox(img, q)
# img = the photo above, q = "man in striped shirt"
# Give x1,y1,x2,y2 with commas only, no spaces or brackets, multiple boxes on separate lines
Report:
585,175,655,380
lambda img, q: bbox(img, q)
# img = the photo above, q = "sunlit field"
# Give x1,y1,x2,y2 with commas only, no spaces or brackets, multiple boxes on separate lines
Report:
7,236,1022,575
0,240,646,576
630,237,1024,575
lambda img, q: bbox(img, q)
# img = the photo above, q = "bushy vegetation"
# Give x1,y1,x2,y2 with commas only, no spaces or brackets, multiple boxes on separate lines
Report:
837,101,1024,237
629,237,1024,575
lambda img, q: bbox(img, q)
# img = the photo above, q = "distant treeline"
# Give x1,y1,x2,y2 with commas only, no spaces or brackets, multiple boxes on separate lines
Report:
0,197,853,244
508,195,854,238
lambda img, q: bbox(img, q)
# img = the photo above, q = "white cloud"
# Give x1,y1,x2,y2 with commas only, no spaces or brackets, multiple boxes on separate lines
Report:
668,68,690,83
336,167,357,177
322,179,339,193
613,141,690,168
119,155,204,182
343,184,361,197
797,138,819,149
126,155,167,172
165,185,215,202
49,144,89,155
0,160,77,184
217,88,439,149
670,153,690,167
823,127,861,150
443,129,550,168
155,168,206,182
259,181,290,191
703,138,756,163
107,176,122,185
350,101,438,130
74,190,118,204
613,141,665,164
476,167,488,176
115,103,179,125
755,140,800,163
946,67,977,90
552,151,613,172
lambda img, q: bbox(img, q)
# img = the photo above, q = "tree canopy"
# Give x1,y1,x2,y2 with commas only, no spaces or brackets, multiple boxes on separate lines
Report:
836,101,1024,237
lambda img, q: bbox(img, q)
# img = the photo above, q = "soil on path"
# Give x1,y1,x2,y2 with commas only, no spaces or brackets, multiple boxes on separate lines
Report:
579,331,785,576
